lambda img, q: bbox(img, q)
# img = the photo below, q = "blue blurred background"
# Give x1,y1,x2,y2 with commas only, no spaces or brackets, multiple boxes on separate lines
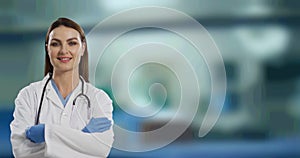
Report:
1,0,300,157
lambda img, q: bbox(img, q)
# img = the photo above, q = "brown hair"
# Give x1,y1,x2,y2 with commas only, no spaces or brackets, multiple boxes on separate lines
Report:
44,17,89,82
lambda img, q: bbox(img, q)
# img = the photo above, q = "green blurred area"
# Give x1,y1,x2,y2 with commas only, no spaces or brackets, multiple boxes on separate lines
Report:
1,0,300,157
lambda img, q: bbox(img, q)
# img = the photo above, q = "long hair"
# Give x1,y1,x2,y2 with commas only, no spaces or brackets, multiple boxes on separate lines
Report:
44,17,89,82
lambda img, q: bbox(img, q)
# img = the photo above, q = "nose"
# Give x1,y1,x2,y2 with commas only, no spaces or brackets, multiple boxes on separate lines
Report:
60,43,69,54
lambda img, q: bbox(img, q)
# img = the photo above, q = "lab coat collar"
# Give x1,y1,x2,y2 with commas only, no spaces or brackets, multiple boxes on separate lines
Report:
42,73,86,110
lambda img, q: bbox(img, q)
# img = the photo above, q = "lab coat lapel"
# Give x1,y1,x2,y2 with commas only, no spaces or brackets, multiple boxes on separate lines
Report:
42,74,86,110
43,76,65,110
65,82,81,109
64,77,87,113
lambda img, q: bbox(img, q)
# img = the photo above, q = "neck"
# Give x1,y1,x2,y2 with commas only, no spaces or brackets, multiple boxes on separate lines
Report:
52,70,80,98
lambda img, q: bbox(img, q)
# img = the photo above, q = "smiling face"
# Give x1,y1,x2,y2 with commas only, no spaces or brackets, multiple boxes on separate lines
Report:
47,25,85,74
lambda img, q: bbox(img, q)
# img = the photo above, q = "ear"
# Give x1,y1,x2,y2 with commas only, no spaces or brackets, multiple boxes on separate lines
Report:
81,42,86,56
45,43,49,54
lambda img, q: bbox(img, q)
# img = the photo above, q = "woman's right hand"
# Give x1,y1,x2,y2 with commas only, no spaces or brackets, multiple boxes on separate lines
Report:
25,124,45,143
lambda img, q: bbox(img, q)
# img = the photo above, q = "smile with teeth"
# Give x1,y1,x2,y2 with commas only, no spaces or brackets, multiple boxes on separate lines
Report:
57,57,72,62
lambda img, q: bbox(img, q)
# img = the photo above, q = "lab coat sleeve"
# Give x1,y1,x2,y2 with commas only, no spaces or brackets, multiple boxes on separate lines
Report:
10,87,46,158
44,90,114,158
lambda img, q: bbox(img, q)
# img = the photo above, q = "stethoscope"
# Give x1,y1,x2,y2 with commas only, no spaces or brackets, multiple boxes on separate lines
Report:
35,73,91,125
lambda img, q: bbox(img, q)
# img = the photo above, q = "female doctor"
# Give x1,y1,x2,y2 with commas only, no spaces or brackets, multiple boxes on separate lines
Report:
10,17,114,158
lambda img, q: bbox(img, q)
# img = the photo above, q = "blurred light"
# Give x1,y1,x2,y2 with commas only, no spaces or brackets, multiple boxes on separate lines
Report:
242,0,272,16
100,0,175,11
235,25,290,61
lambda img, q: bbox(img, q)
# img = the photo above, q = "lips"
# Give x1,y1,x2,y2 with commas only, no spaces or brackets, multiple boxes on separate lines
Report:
57,57,72,63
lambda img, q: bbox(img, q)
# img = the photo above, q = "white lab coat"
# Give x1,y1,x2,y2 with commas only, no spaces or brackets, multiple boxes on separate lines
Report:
10,75,114,158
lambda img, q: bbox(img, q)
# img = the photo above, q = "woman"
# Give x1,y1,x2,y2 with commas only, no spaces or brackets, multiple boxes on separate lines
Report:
10,17,114,158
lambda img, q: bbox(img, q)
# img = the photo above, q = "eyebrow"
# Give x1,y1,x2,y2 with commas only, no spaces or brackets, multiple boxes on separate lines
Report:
50,37,79,42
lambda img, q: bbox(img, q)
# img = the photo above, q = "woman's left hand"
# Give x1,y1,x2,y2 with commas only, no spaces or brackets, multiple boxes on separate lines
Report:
82,117,111,133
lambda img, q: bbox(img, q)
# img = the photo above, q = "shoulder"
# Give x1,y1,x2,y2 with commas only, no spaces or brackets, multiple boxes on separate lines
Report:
86,83,113,117
14,79,45,107
85,83,112,104
17,80,44,98
16,73,51,99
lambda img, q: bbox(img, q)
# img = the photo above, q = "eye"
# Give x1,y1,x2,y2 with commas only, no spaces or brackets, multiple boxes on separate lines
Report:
50,42,60,47
69,41,78,46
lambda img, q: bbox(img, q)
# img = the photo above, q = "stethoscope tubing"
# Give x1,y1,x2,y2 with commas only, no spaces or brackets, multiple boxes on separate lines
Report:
35,73,90,125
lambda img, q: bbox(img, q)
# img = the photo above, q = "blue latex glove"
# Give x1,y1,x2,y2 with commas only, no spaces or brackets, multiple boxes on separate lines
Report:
82,117,111,133
25,124,45,143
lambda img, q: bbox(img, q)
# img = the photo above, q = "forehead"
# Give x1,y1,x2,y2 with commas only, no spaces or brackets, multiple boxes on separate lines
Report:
49,25,80,40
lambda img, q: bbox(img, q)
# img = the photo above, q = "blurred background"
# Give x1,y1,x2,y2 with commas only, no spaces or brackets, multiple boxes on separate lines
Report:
1,0,300,157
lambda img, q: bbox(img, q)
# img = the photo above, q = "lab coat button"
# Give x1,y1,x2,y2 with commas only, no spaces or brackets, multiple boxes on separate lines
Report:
62,112,67,116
